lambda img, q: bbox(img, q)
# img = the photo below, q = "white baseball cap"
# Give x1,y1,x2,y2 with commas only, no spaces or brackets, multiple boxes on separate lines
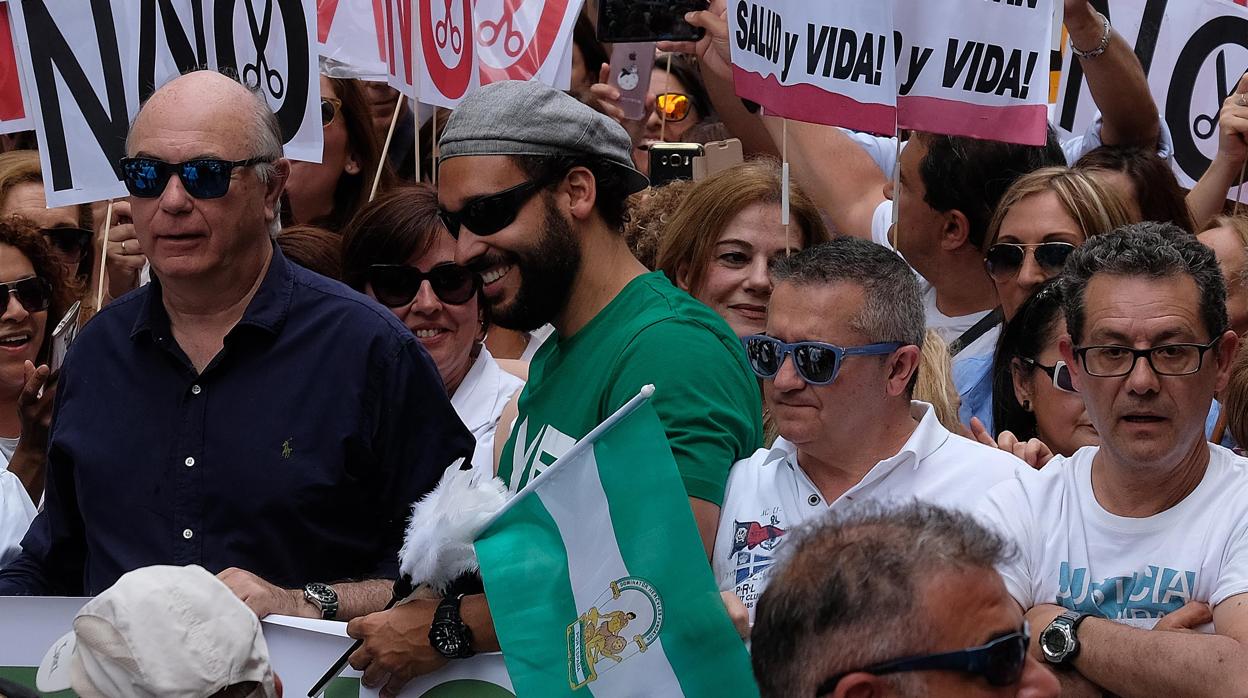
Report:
36,565,279,698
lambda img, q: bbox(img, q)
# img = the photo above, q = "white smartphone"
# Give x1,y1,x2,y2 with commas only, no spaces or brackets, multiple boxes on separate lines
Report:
608,42,655,121
49,300,81,374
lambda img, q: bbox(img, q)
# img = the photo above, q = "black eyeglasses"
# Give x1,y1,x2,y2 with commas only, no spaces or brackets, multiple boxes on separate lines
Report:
743,335,903,386
119,156,273,200
1019,357,1077,393
438,175,560,240
984,242,1077,281
815,626,1031,695
365,264,480,308
1074,340,1221,377
0,276,51,313
41,227,93,262
321,97,342,127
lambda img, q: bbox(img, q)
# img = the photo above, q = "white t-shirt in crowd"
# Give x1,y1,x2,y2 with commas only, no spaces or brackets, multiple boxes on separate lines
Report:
712,401,1025,620
451,347,524,475
0,435,35,568
979,444,1248,628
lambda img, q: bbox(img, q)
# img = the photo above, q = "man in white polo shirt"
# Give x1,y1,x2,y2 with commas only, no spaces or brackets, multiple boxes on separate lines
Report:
713,238,1026,618
980,223,1248,697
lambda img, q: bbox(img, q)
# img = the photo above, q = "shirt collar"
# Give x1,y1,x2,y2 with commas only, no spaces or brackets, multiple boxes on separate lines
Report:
768,401,951,474
131,243,294,341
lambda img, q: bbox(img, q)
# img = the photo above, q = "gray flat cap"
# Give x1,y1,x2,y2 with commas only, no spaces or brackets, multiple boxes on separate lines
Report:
438,80,649,195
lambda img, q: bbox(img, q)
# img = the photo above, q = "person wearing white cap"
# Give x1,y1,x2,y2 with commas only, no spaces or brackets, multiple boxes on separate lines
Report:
36,564,282,698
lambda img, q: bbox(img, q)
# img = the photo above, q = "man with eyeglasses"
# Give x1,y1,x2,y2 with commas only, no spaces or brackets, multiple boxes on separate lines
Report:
343,79,762,693
980,223,1248,696
0,71,475,620
713,238,1026,622
751,500,1059,697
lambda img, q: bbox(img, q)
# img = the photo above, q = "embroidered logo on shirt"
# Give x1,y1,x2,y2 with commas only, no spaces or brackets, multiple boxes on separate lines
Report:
282,438,293,460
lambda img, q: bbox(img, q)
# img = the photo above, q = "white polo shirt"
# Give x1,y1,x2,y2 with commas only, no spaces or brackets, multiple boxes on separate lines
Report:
450,347,524,475
980,444,1248,629
713,401,1025,619
0,436,35,568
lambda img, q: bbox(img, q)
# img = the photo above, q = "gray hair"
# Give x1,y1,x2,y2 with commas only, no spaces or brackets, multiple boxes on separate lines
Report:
770,238,926,348
1062,221,1227,344
750,501,1014,697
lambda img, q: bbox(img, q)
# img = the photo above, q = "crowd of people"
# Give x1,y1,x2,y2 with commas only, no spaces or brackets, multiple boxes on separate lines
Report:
1,0,1248,696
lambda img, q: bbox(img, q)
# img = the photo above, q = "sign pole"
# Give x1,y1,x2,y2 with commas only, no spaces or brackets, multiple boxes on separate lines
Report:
94,200,114,310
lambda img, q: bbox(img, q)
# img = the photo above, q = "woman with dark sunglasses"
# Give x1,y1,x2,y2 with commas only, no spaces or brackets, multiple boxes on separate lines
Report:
955,167,1131,432
986,280,1098,464
341,185,523,473
0,218,71,567
0,151,95,297
284,73,395,233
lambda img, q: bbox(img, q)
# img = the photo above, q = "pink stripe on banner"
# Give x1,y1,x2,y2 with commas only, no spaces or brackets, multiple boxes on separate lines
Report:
898,95,1049,146
733,67,895,136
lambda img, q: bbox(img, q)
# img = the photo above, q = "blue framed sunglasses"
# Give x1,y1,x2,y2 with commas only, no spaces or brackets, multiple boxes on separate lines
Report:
743,335,903,385
815,625,1031,695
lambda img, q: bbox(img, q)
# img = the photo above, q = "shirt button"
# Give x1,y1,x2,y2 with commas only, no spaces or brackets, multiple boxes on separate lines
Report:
182,528,193,539
184,457,195,467
808,494,821,506
191,384,202,395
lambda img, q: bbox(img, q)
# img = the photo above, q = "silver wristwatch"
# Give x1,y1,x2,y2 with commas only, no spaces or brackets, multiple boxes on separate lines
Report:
1039,610,1088,665
303,582,339,620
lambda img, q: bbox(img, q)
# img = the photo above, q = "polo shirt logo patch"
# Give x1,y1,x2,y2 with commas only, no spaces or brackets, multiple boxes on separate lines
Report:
282,438,293,460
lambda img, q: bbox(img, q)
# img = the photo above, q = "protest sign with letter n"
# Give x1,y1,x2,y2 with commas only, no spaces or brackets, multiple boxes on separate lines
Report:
474,386,757,697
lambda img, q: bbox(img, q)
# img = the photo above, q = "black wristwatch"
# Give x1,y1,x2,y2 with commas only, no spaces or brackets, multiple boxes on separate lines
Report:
429,594,475,659
303,582,339,620
1040,610,1089,665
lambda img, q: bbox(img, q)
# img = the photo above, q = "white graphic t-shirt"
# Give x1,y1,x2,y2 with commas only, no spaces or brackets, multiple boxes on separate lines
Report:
980,444,1248,628
712,402,1024,619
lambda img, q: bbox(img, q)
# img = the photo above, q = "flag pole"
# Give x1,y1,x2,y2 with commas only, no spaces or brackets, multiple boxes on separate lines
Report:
94,200,114,310
480,385,656,532
370,96,403,202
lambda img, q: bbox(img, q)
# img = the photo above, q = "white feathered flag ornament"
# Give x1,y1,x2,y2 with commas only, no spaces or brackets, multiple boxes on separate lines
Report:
397,460,511,595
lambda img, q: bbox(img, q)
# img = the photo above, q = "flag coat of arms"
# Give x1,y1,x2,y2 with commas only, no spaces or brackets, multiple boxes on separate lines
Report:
474,386,758,697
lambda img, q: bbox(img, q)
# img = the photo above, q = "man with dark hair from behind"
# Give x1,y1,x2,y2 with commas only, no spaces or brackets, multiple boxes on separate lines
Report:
751,501,1059,698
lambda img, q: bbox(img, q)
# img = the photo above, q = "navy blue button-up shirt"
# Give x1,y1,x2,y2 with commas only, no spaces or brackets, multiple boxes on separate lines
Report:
0,247,475,595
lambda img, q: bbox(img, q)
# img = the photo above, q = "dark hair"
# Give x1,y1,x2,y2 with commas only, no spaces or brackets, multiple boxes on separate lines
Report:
992,279,1065,440
654,52,714,123
917,128,1066,249
320,77,395,232
277,225,343,280
751,501,1013,697
340,184,444,291
1062,221,1228,345
0,217,72,365
1075,145,1196,234
509,154,631,230
572,14,608,84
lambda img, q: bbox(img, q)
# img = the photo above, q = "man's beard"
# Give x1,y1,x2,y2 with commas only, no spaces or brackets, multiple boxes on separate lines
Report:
491,197,582,332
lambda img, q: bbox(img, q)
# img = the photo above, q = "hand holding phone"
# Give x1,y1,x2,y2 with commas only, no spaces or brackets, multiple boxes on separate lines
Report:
49,301,81,374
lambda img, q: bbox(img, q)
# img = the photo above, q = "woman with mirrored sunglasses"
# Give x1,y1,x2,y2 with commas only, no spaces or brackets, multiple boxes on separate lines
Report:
341,185,523,474
989,280,1098,463
283,73,395,232
0,218,72,567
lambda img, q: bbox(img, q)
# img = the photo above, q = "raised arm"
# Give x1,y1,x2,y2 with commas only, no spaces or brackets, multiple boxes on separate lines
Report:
1065,0,1160,148
1188,73,1248,230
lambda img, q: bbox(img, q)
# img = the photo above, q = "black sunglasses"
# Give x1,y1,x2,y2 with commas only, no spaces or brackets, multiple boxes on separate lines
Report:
1018,356,1077,393
438,173,562,240
815,626,1031,695
41,227,92,261
984,242,1077,281
0,276,51,314
366,264,480,308
119,156,272,200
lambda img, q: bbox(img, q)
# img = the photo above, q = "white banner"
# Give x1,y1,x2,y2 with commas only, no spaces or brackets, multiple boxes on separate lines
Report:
1056,0,1248,197
895,0,1055,145
8,0,322,208
728,0,897,135
0,2,31,135
318,0,390,80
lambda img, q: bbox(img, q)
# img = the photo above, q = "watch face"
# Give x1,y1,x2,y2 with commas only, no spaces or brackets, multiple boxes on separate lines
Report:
1039,625,1067,657
431,624,464,656
306,583,335,603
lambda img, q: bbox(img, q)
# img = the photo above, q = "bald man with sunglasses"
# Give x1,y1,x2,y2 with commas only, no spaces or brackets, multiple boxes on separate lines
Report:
0,71,474,613
713,238,1029,621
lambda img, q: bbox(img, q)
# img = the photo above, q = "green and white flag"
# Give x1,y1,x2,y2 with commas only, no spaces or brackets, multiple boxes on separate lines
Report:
474,386,757,697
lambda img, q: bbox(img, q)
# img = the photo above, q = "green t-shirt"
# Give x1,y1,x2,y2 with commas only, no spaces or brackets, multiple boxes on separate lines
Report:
498,272,762,505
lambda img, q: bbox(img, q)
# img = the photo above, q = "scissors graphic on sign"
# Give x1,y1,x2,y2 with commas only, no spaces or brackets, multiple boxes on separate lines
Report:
1193,51,1238,141
479,0,525,59
435,0,463,53
243,0,284,100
